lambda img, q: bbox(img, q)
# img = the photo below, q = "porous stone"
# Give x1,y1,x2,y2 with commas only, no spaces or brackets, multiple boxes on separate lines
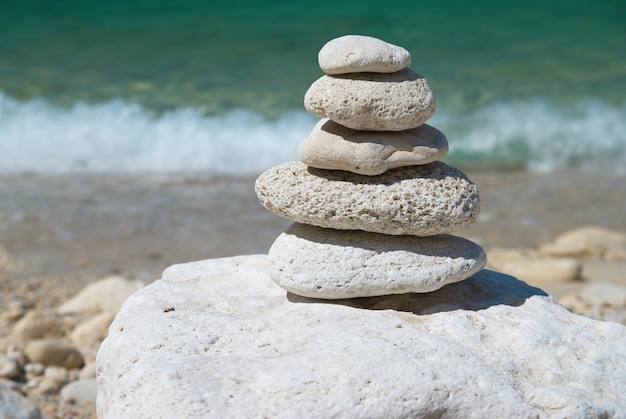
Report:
269,223,486,298
255,161,480,236
304,68,436,131
57,276,144,315
24,340,84,369
318,34,411,74
298,119,448,175
97,255,626,418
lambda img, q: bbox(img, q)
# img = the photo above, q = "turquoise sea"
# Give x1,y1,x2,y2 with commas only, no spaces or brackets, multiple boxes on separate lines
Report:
1,0,625,174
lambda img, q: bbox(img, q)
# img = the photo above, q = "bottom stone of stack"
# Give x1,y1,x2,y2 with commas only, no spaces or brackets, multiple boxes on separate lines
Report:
268,223,486,299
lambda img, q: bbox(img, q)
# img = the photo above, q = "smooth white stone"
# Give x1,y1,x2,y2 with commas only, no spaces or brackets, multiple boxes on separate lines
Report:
318,35,411,74
269,223,486,298
298,119,448,175
97,255,626,418
304,68,436,131
255,161,480,236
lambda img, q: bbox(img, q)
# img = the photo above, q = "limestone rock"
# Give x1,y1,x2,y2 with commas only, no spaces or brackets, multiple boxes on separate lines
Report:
97,255,626,418
255,161,480,236
269,223,486,298
298,119,448,175
304,68,436,131
0,385,42,419
57,276,145,315
24,340,84,369
318,34,411,74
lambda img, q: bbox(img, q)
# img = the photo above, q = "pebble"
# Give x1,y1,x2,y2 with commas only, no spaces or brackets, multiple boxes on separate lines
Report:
304,68,436,131
70,311,115,350
10,310,64,341
488,249,581,284
0,385,42,419
0,354,20,379
78,361,97,379
539,226,626,261
255,161,480,236
269,223,486,298
60,378,97,403
24,362,45,377
24,339,84,369
298,119,448,175
57,276,144,315
318,34,411,74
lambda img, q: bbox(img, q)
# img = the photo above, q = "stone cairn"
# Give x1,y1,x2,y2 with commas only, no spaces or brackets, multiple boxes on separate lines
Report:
255,35,486,299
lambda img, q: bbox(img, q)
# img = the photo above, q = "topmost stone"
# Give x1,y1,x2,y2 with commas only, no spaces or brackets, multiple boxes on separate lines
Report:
318,35,411,75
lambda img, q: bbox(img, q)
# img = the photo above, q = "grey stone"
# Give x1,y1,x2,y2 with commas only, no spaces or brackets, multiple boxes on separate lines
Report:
304,68,436,131
298,119,448,175
318,34,411,74
0,385,42,419
255,161,480,236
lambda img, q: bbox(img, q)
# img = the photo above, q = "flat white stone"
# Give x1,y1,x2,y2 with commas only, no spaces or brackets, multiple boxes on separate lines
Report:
318,35,411,74
304,68,436,131
269,223,486,298
299,119,448,175
255,161,480,236
97,255,626,418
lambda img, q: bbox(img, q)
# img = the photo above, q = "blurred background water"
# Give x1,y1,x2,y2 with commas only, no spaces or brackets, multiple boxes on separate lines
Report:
0,0,625,173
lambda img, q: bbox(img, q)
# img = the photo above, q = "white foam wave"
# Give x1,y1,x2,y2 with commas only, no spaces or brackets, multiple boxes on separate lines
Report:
1,92,625,175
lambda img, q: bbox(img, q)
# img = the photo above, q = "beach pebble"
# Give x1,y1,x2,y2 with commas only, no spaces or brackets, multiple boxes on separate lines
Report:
539,226,626,261
24,340,84,369
78,361,97,379
97,255,626,418
60,378,97,403
304,68,436,131
57,276,144,315
24,362,45,377
10,311,64,341
255,161,480,236
578,281,626,307
0,354,21,379
0,386,42,419
488,249,581,284
269,223,486,298
70,311,115,350
298,119,448,175
318,35,411,74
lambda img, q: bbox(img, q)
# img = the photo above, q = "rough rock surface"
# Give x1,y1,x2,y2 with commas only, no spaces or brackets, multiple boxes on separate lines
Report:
269,223,486,298
97,255,626,418
298,119,448,175
318,34,411,74
255,161,480,236
304,68,436,131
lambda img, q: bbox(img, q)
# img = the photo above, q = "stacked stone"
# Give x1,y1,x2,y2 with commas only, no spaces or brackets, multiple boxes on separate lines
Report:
255,35,486,299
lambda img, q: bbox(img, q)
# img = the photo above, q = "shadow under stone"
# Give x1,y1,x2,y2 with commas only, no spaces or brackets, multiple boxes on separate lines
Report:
286,269,548,315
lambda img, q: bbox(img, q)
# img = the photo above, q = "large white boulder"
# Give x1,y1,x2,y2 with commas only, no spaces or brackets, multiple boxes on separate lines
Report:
97,255,626,418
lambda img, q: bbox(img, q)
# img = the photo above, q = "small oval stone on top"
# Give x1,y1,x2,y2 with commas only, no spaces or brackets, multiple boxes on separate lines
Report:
318,35,411,75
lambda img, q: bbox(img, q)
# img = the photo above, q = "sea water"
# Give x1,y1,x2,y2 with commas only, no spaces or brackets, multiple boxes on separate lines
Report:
1,0,625,175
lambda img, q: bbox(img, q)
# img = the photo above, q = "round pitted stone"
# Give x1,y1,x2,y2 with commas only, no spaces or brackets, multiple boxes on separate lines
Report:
254,161,480,236
304,68,436,131
318,35,411,74
298,119,448,175
269,223,487,299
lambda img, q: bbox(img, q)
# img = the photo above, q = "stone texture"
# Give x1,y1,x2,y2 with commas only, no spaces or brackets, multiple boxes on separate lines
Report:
269,223,486,298
97,255,626,418
298,119,448,175
24,340,84,369
57,276,145,315
304,68,436,131
255,161,480,236
318,34,411,74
